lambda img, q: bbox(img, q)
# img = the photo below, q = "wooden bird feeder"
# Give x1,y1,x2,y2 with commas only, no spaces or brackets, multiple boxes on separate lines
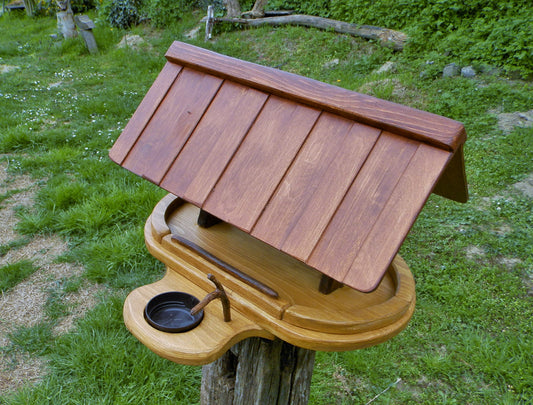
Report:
109,41,467,402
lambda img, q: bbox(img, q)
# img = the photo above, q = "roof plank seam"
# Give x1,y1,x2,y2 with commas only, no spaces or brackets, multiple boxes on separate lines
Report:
158,76,227,189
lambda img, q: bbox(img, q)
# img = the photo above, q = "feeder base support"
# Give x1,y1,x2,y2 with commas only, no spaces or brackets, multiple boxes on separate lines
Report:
201,337,315,405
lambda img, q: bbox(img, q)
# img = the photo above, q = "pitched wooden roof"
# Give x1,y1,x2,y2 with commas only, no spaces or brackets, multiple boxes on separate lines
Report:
109,41,467,292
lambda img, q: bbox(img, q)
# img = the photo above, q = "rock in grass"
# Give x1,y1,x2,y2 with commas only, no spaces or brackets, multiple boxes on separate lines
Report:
461,66,476,78
117,35,145,50
323,59,339,69
443,63,460,77
374,61,397,74
0,65,20,74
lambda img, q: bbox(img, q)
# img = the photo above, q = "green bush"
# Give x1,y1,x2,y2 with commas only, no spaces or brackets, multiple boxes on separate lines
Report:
106,0,142,29
142,0,191,27
36,0,98,16
267,0,533,78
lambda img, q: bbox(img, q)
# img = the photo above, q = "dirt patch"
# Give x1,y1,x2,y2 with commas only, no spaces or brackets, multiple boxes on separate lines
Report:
466,245,485,260
0,158,107,395
495,110,533,134
514,172,533,199
0,352,45,394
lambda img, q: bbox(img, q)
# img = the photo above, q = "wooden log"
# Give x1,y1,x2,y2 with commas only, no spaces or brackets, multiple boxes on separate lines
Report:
201,337,315,405
209,15,407,50
75,15,98,54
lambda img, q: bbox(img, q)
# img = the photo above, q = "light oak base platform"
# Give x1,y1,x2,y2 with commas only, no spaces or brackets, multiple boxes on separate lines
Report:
123,194,416,366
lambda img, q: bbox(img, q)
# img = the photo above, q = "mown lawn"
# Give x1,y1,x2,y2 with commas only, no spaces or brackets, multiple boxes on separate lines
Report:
0,7,532,404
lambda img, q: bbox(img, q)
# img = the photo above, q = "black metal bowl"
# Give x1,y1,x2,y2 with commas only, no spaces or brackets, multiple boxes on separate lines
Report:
144,291,204,333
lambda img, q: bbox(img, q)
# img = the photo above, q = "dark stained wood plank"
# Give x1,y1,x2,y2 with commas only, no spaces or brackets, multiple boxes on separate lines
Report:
252,115,380,261
165,41,466,152
432,145,468,203
109,62,183,165
344,144,451,291
306,132,418,281
160,81,268,206
121,68,223,184
202,96,321,232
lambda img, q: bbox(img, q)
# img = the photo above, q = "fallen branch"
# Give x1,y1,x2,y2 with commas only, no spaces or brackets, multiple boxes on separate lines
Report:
205,14,408,50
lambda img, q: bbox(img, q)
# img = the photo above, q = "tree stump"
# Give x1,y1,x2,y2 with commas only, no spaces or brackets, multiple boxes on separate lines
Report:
56,0,77,39
201,338,315,405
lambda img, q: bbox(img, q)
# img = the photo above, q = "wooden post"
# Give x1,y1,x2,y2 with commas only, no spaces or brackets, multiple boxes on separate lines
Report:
201,338,315,405
56,0,77,39
22,0,35,16
75,15,98,54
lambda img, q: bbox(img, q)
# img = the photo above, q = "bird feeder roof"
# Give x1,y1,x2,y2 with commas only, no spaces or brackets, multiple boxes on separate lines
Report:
109,41,467,292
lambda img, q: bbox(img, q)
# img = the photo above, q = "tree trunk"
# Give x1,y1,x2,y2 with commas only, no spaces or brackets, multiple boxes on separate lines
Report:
248,0,269,18
201,338,315,405
211,14,407,50
223,0,241,18
56,0,77,38
22,0,35,16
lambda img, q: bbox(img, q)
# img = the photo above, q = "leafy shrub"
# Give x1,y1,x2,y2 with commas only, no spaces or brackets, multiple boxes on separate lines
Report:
142,0,191,27
107,0,142,29
36,0,98,16
266,0,533,78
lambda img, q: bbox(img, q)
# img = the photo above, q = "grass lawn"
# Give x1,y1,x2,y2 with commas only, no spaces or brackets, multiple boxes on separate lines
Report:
0,7,532,404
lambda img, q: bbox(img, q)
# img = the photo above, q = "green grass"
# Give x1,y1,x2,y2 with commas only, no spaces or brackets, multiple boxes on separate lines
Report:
1,6,532,405
0,260,37,293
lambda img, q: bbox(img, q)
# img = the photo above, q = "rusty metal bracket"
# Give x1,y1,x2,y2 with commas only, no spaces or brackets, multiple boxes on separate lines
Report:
191,274,231,322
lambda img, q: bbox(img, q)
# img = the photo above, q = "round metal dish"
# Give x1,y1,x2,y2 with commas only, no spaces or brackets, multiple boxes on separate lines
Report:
144,291,204,333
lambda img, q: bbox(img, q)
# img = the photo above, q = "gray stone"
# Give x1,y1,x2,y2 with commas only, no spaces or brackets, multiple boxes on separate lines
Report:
117,35,146,50
442,63,460,78
461,66,476,78
374,61,397,74
323,59,339,69
75,15,95,30
0,65,20,74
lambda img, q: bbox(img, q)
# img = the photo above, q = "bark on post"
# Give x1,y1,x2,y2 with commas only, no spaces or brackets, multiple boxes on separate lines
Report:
22,0,35,16
75,15,98,54
223,0,241,18
56,0,77,39
248,0,269,18
201,337,315,405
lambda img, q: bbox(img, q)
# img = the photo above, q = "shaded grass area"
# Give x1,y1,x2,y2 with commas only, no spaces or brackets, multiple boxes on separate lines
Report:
1,8,532,404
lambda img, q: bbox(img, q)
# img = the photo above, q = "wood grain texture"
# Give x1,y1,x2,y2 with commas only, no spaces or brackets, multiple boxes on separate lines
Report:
121,68,223,183
111,42,468,293
165,41,466,151
343,144,451,291
144,197,415,346
231,338,315,405
202,96,321,232
160,81,268,206
307,132,418,281
252,116,381,260
123,268,274,366
433,145,468,203
109,62,182,165
122,196,417,361
200,350,237,404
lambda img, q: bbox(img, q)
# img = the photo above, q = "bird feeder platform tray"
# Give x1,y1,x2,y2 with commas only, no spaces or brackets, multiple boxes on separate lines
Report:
123,194,416,366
